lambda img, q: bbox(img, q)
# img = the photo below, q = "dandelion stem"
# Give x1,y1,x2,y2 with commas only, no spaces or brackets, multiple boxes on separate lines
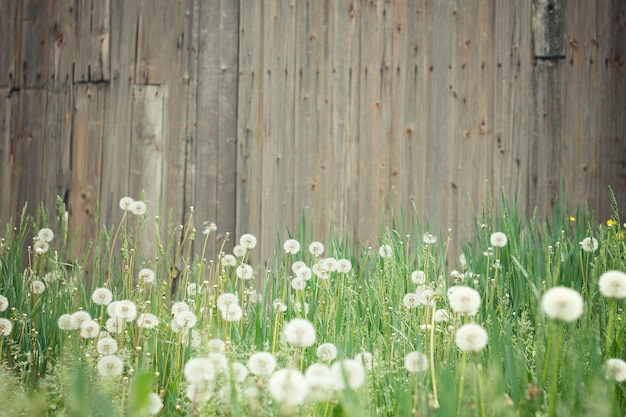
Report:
429,300,439,409
605,298,616,355
457,350,467,412
547,322,563,417
106,211,128,287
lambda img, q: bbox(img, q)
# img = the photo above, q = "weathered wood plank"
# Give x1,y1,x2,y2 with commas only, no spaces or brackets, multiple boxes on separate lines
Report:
75,0,111,82
0,90,13,219
129,84,167,258
190,0,240,260
236,0,264,259
20,0,50,88
49,0,77,90
0,1,20,88
70,83,106,277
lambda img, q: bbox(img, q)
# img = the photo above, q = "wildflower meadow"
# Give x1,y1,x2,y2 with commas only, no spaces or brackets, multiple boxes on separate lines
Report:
1,193,626,416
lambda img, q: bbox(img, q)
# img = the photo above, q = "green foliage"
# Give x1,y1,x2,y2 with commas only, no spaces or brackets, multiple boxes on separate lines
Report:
0,193,625,416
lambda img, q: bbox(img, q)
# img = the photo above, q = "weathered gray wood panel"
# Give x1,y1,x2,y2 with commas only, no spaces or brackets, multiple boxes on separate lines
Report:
0,0,624,270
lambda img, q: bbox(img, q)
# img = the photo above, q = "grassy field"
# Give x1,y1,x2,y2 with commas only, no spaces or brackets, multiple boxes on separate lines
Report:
0,193,625,416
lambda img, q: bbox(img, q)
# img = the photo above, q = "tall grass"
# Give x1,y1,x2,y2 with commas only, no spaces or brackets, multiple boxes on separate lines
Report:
0,193,625,416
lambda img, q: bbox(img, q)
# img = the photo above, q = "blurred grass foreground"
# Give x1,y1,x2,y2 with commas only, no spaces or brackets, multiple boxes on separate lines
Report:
1,192,625,417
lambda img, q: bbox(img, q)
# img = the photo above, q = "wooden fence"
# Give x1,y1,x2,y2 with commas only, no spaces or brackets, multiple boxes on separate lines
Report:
1,0,625,270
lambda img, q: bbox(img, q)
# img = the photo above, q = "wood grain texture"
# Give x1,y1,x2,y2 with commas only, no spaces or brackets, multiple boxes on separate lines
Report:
0,0,624,268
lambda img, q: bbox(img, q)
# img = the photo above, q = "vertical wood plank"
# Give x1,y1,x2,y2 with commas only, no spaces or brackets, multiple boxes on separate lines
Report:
75,0,111,82
20,0,50,88
70,83,105,278
129,84,166,258
0,1,20,88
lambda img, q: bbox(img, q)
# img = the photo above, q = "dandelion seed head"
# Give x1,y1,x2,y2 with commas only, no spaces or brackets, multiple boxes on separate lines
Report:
598,270,626,299
378,244,393,258
145,393,163,415
131,200,147,216
115,300,137,321
231,362,249,383
273,299,287,313
284,318,316,347
221,254,237,267
291,276,306,291
296,266,312,281
233,245,246,258
221,304,243,322
305,363,332,401
292,261,308,273
355,351,376,370
490,232,508,247
320,257,338,272
411,270,426,285
236,263,254,280
455,323,488,352
207,352,229,374
580,237,599,252
119,197,134,211
38,228,54,243
175,311,197,329
217,293,238,312
186,383,212,403
186,282,197,296
137,313,159,329
0,295,9,312
207,339,225,353
138,268,156,284
330,359,366,390
71,311,92,329
404,351,429,373
268,368,309,405
422,233,437,245
57,314,73,331
316,342,338,362
434,309,450,323
336,259,352,273
605,358,626,382
0,318,12,336
283,239,301,254
80,320,100,339
184,357,215,384
416,287,435,307
97,337,119,355
91,287,113,306
239,233,257,250
309,241,325,257
402,293,421,309
97,355,124,377
448,286,481,316
171,301,190,316
33,240,49,254
203,222,217,235
30,280,45,294
106,317,125,334
248,351,277,376
541,286,584,322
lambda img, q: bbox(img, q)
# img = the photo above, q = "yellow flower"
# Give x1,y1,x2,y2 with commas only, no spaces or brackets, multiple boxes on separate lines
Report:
607,219,617,227
568,216,576,222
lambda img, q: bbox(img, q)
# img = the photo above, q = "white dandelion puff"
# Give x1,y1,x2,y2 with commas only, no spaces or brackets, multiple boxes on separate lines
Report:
268,368,309,405
119,197,134,211
541,286,584,322
91,287,113,306
247,351,277,376
316,342,338,362
284,318,316,347
97,355,124,377
598,270,626,299
96,337,119,355
490,232,508,248
239,233,257,250
447,286,481,316
605,358,626,382
37,228,55,242
455,323,488,352
404,351,429,373
309,241,325,257
0,318,12,336
283,239,301,254
580,237,599,253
